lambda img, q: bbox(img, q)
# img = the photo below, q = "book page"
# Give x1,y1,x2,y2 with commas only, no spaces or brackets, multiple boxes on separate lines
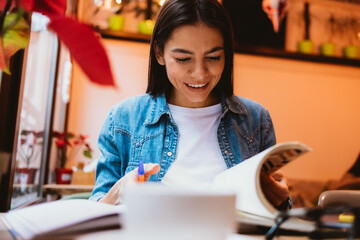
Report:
213,142,311,219
4,199,124,239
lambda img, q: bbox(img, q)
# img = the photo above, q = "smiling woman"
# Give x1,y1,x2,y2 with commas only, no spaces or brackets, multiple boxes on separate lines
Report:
90,0,291,211
154,23,225,108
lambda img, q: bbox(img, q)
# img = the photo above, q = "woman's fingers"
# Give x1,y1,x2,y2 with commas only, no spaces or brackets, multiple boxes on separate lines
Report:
135,163,161,181
260,170,289,207
144,163,161,176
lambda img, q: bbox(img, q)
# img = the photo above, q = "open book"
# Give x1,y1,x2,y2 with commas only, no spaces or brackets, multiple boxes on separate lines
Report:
3,199,124,239
213,141,315,232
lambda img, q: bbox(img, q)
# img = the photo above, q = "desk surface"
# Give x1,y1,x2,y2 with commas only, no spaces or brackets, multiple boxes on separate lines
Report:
43,184,94,191
74,229,320,240
0,217,349,240
43,184,94,196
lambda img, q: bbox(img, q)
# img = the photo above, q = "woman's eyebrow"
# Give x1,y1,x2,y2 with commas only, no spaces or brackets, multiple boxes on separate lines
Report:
171,48,193,54
205,47,224,54
170,46,224,55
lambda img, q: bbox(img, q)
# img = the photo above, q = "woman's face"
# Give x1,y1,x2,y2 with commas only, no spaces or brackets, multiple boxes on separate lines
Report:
156,23,225,108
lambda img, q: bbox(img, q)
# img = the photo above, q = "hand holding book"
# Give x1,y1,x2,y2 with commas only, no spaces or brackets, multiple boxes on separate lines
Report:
260,170,290,209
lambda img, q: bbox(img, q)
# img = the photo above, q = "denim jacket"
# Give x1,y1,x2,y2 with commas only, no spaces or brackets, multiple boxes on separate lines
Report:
90,93,276,201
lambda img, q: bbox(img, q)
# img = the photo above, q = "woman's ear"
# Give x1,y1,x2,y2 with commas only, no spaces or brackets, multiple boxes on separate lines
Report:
154,42,165,65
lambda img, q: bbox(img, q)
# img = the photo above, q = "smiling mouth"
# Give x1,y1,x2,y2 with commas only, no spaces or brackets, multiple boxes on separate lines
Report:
186,83,208,88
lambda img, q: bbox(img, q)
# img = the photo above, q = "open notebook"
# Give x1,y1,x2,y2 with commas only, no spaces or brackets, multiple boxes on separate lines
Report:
3,199,124,239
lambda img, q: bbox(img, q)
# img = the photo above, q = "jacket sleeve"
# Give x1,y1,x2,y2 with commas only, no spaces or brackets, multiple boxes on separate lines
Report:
89,106,128,201
261,108,276,151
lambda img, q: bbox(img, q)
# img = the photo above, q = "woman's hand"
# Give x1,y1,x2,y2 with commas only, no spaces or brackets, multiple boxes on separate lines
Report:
99,163,160,205
260,170,290,208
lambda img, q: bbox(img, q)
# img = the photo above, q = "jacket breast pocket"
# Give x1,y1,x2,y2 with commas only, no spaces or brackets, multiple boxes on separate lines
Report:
125,131,164,175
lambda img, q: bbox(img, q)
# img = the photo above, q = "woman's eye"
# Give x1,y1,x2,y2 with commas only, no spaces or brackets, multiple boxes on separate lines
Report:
175,58,190,63
207,56,221,62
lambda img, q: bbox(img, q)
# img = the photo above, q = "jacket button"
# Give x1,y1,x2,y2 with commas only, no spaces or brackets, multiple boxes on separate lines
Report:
167,152,173,157
224,150,228,154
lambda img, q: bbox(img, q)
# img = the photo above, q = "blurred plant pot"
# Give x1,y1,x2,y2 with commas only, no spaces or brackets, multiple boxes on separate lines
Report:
138,19,155,35
320,42,336,57
343,45,358,59
298,39,313,54
55,168,73,184
108,14,125,31
15,168,37,184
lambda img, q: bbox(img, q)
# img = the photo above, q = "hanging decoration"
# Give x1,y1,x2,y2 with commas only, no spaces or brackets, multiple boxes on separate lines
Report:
262,0,288,33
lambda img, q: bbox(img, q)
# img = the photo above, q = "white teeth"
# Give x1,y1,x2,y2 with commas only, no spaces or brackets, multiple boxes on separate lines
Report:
187,83,207,88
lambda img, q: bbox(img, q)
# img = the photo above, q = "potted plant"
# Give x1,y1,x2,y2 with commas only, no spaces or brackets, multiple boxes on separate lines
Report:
106,0,131,31
298,3,313,54
53,131,93,184
15,130,44,184
342,17,359,59
320,15,337,57
133,0,161,35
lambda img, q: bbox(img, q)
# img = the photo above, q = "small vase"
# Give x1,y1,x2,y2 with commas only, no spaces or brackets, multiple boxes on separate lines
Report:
108,14,125,31
298,39,313,54
138,19,155,35
343,45,358,59
320,42,336,57
55,168,73,184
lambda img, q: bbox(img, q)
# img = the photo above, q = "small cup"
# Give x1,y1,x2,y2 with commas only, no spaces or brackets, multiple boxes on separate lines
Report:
122,183,236,240
108,15,125,31
343,45,358,59
298,39,313,54
320,42,336,57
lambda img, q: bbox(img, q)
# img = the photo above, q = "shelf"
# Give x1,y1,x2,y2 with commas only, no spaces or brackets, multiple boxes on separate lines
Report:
98,29,151,43
98,28,360,68
235,44,360,68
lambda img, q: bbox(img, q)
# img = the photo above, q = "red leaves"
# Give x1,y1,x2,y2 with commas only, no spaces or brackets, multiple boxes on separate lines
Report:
14,0,66,16
1,0,115,86
17,0,35,12
49,16,115,86
32,0,66,16
36,0,115,86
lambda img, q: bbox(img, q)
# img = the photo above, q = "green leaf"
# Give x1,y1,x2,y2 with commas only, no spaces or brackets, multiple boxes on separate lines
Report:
83,150,92,159
0,12,30,74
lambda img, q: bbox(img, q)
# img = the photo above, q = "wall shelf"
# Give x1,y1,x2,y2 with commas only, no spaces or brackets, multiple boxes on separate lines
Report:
99,29,360,68
236,44,360,68
98,29,151,43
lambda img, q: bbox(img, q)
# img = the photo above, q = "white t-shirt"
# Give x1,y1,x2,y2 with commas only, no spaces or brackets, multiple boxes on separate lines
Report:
161,103,227,188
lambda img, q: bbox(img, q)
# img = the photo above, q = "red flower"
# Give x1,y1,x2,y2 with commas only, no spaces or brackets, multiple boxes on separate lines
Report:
55,139,66,148
52,131,93,169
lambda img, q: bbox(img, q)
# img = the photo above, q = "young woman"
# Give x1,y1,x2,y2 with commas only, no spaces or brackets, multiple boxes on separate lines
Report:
90,0,290,209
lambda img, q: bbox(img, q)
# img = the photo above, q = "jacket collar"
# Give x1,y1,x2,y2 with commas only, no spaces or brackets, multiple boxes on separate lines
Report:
145,93,248,125
144,94,171,125
221,95,248,116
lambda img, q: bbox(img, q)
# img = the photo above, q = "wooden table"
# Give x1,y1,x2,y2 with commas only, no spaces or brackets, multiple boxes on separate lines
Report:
42,184,94,200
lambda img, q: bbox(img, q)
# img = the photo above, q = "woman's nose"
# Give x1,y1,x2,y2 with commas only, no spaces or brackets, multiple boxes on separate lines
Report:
190,62,207,79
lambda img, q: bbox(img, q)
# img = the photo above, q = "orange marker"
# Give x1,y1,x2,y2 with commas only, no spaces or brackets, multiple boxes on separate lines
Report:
138,160,145,182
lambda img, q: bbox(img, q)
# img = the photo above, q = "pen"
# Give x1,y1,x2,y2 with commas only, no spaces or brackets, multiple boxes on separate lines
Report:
138,160,145,182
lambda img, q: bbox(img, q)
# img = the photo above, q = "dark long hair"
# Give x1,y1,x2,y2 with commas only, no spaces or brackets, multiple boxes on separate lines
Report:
146,0,234,98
